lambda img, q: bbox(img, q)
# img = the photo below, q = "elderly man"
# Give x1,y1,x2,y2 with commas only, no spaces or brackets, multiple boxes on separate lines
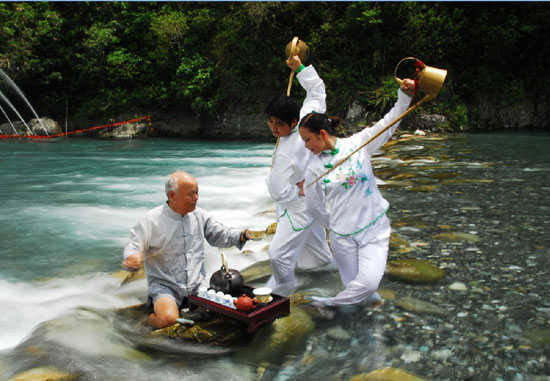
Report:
123,170,250,328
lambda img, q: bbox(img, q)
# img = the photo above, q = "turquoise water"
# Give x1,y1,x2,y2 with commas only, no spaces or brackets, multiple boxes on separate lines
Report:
2,138,274,281
1,134,549,380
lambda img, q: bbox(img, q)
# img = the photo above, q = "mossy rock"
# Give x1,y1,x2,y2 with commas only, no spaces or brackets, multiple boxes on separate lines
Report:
434,232,480,243
115,304,249,347
385,259,444,284
409,185,438,192
395,296,448,317
237,306,314,363
265,222,277,235
525,328,550,348
240,259,272,283
350,367,425,381
388,172,416,181
9,367,76,381
389,233,414,255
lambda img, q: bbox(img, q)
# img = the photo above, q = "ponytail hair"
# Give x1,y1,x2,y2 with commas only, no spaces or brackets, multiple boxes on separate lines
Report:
300,112,341,136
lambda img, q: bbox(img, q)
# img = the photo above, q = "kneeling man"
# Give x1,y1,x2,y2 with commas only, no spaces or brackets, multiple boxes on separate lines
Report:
123,170,250,328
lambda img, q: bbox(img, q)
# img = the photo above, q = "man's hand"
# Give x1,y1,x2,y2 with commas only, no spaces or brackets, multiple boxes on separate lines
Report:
400,78,416,95
240,229,251,243
122,253,143,271
286,55,302,72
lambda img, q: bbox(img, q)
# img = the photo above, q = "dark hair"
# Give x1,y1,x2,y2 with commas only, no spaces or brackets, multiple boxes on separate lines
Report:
299,112,341,136
265,95,300,126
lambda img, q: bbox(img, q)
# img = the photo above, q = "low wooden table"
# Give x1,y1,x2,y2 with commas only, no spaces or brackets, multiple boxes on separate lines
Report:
188,286,290,333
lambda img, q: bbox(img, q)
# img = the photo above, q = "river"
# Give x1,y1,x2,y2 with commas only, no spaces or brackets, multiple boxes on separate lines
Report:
0,134,548,380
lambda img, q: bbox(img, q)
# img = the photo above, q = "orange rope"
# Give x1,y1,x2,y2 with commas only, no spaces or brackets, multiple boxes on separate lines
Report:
0,115,152,140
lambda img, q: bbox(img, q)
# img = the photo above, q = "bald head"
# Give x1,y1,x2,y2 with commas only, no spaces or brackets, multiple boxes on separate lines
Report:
166,171,199,216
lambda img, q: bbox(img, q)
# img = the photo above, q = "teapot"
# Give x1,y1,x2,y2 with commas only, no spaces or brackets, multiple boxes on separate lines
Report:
234,294,256,312
209,253,244,296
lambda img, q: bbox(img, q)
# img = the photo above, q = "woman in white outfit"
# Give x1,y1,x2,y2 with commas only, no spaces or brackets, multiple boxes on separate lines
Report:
298,79,415,306
264,55,332,296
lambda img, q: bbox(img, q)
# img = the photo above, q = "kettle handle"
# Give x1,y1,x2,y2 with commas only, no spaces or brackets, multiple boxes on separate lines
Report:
221,252,229,274
394,56,425,85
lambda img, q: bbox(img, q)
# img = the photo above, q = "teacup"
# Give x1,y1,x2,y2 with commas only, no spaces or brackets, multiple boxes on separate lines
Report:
253,287,272,304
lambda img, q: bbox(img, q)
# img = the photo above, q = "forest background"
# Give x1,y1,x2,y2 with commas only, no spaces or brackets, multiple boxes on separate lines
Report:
1,2,549,138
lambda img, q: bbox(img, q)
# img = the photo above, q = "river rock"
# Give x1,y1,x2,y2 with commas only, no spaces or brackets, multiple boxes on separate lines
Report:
427,172,458,180
385,259,445,283
9,367,76,381
390,233,414,255
389,172,416,181
326,325,351,341
30,118,62,136
434,232,480,243
449,282,468,291
411,113,448,132
409,185,438,192
350,367,425,381
237,306,314,363
395,296,448,317
524,328,550,348
97,118,151,139
377,288,396,300
240,259,272,283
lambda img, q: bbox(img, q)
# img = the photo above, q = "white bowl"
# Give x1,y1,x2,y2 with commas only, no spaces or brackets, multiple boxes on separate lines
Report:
253,287,272,303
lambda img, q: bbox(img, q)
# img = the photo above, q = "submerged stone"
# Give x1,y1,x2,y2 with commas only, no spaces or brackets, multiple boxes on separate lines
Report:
326,325,351,341
442,178,494,185
350,367,424,381
449,282,468,291
434,232,480,243
385,259,445,284
524,329,550,348
378,288,396,300
409,185,438,192
390,233,414,255
237,306,314,363
427,172,458,180
9,367,76,381
389,172,416,181
240,259,272,283
395,296,448,317
378,180,414,189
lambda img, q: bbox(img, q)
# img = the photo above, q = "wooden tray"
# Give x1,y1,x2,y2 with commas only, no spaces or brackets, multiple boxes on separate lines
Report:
188,286,290,333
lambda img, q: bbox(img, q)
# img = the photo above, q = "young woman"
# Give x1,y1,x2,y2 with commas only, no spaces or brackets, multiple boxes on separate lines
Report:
263,55,333,296
298,79,415,306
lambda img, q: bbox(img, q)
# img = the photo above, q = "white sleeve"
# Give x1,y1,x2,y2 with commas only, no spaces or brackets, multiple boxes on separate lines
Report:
350,89,412,155
304,169,329,228
265,151,299,204
297,65,326,120
123,218,148,259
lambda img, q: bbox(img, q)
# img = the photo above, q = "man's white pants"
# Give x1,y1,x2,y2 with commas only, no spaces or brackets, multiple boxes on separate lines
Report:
311,217,390,306
266,215,332,296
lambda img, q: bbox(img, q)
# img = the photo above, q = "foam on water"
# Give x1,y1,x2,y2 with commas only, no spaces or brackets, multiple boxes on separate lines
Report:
0,138,276,350
0,274,142,350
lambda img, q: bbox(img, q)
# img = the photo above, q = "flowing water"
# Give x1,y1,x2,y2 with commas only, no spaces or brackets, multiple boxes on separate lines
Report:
0,134,548,380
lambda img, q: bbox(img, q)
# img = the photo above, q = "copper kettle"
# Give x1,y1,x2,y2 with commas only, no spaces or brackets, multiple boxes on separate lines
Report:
209,253,244,296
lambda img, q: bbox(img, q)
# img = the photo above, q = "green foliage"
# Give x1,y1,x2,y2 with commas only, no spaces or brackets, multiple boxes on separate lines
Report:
172,53,216,114
366,76,399,112
0,3,548,129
